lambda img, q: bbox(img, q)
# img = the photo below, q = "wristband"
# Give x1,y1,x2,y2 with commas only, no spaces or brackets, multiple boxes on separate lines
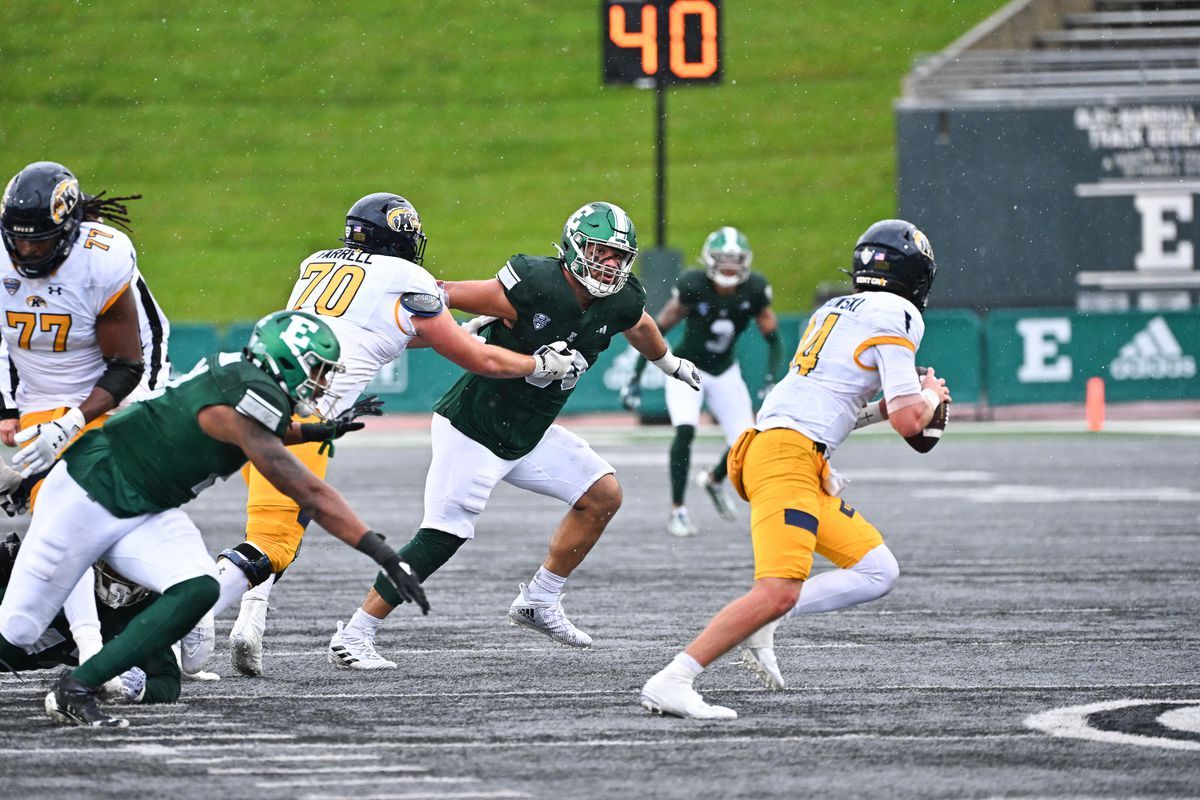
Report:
920,388,941,413
355,530,393,564
650,350,681,376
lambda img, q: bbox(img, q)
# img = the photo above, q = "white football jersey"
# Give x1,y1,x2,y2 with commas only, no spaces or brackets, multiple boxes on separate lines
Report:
284,246,441,417
756,290,926,453
0,221,170,415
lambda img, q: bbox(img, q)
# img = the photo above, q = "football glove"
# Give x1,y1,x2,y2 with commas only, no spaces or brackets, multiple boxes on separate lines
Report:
111,667,147,703
356,530,430,615
461,315,497,339
530,341,579,382
299,395,384,444
651,350,701,391
12,407,85,477
619,379,641,411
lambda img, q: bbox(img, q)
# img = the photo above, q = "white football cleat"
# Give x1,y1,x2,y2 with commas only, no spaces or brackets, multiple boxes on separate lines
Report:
179,611,215,675
640,669,737,720
739,619,785,689
666,507,698,537
507,583,593,648
229,596,269,677
696,470,737,520
328,620,397,670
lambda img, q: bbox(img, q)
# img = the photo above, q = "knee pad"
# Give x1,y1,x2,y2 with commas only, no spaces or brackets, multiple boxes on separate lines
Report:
218,542,274,588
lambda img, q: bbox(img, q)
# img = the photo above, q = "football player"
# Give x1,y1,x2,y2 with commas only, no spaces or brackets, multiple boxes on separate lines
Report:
0,311,429,728
0,534,182,705
621,227,781,536
325,201,701,668
204,193,583,677
0,161,171,505
639,219,950,719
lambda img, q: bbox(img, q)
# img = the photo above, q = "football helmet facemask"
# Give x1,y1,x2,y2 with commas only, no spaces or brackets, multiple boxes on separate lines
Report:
851,219,937,311
556,201,637,297
701,226,752,289
342,192,427,265
94,559,151,609
245,310,345,417
1,161,85,279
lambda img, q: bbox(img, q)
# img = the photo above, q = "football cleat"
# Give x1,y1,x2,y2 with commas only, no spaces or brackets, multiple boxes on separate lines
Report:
45,672,129,728
739,620,785,689
696,471,737,520
640,669,737,720
507,583,593,648
229,596,269,677
666,507,698,537
328,620,397,670
179,610,215,675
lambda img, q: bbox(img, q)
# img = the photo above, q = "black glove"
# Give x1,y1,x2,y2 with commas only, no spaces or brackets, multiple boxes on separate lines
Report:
355,530,430,615
299,394,384,443
619,379,641,411
380,554,430,615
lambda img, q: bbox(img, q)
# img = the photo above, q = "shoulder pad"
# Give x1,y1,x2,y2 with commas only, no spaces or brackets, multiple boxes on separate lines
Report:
400,291,443,317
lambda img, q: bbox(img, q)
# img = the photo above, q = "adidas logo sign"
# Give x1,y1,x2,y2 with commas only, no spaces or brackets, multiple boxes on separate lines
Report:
1109,316,1196,380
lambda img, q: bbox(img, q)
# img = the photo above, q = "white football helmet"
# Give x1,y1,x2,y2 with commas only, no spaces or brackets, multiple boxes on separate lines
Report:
701,226,753,289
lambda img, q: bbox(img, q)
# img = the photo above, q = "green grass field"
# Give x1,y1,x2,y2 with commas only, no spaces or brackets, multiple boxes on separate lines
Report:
0,1,999,323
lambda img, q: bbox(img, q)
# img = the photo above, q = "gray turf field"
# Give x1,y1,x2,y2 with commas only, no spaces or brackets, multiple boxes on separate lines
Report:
2,422,1199,799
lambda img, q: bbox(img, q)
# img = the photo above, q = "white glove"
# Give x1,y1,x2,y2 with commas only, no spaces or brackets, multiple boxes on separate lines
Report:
110,666,147,703
529,341,579,383
12,407,85,477
461,314,497,340
651,350,701,391
821,466,851,497
0,459,22,496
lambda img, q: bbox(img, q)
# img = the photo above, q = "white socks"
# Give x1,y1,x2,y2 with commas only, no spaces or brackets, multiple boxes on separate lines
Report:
527,566,567,602
347,607,386,637
666,652,704,681
787,544,899,617
244,573,276,603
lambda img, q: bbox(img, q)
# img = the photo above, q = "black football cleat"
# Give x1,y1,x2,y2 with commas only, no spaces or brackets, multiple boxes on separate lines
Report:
45,672,129,728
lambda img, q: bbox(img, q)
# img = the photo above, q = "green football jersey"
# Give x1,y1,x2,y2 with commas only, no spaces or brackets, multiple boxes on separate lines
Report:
673,270,772,375
63,353,292,518
435,255,646,459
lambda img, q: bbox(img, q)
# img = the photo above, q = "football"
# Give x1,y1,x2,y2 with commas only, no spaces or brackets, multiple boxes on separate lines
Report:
906,366,949,453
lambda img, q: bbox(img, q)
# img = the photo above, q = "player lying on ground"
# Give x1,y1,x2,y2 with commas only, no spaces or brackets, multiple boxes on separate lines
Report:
182,192,583,678
640,219,951,719
0,535,181,704
0,310,428,728
325,201,702,669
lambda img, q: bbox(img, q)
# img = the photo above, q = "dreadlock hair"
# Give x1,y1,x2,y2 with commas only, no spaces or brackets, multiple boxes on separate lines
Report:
81,190,142,234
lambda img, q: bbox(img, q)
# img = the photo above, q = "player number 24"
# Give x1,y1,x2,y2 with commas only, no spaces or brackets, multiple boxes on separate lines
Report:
791,312,840,376
291,262,366,318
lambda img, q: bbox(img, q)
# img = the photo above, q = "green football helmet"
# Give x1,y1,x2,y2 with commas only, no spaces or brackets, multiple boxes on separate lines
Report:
556,201,638,297
245,310,344,417
701,226,752,289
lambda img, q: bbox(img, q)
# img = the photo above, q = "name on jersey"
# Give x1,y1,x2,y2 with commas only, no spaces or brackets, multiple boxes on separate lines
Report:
315,247,374,264
826,296,866,312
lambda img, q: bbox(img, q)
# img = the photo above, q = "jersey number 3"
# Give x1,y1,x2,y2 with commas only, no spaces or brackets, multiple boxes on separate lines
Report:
292,262,366,318
791,312,840,376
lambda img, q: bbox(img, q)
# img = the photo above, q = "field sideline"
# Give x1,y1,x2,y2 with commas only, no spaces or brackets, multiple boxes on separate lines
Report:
1,423,1197,798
